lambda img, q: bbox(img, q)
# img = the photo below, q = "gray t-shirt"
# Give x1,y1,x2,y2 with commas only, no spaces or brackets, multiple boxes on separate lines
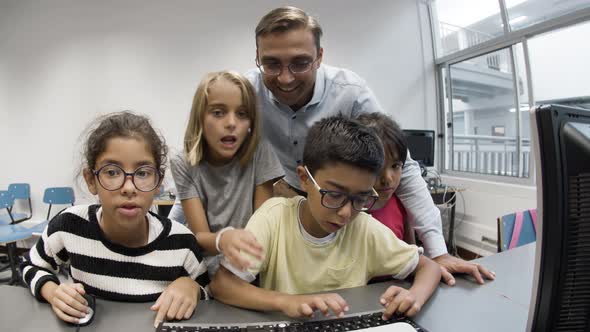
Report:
170,139,284,232
170,139,284,278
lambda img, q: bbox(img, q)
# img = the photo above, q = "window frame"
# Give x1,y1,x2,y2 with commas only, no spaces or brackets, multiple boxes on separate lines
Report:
428,1,590,185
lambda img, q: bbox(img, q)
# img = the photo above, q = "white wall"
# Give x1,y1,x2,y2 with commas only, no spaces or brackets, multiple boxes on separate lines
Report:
0,0,436,223
441,175,537,256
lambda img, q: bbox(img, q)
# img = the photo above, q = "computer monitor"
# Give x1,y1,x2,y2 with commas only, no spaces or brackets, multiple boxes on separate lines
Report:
404,129,435,167
528,104,590,331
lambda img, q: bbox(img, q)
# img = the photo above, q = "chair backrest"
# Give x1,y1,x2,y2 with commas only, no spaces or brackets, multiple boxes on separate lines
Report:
0,191,15,210
43,187,75,220
0,191,16,223
8,183,30,200
7,183,32,220
497,208,537,252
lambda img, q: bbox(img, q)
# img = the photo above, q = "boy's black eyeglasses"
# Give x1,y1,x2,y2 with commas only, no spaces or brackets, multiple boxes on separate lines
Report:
93,164,161,192
304,166,379,212
256,57,319,76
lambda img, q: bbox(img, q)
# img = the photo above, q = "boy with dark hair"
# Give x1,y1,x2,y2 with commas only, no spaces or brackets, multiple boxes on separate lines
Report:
210,115,440,319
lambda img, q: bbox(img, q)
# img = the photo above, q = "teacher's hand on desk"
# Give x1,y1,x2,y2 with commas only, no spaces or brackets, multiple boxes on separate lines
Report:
433,253,496,286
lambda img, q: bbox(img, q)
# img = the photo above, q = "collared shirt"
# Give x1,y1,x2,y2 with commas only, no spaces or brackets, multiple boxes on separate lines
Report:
246,64,447,258
246,64,383,189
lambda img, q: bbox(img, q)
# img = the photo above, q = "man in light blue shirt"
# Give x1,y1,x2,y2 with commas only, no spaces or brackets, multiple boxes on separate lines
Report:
245,64,381,192
248,6,495,285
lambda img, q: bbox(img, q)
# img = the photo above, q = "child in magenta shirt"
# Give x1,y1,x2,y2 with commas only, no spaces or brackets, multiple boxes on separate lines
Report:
357,113,414,243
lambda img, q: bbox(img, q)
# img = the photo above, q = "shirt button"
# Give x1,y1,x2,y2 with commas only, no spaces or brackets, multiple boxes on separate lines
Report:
297,160,301,164
292,115,296,119
293,141,298,145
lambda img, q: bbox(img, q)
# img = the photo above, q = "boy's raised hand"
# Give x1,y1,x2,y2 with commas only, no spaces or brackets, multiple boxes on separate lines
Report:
41,282,89,324
379,286,422,319
151,277,199,328
219,228,264,271
277,293,349,318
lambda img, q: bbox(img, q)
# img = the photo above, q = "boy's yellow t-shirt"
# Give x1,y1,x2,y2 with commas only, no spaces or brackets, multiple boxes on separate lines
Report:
223,197,419,294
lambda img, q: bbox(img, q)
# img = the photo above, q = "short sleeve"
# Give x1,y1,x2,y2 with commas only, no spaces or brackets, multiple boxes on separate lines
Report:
220,201,276,282
22,212,72,301
254,139,285,186
170,151,202,201
366,217,420,280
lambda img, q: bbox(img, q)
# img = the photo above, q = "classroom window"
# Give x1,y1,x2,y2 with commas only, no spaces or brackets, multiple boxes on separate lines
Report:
430,1,590,183
445,46,530,177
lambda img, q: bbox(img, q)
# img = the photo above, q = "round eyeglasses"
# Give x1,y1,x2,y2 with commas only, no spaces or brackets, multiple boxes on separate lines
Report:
93,164,161,192
304,166,379,212
256,57,319,76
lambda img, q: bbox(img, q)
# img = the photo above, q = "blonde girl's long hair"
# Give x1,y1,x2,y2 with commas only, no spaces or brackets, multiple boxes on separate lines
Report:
184,71,260,167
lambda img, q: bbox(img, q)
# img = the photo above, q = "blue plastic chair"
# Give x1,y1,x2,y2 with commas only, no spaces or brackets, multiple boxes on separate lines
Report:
43,187,75,220
0,191,33,285
27,187,76,236
0,191,16,271
497,209,537,252
6,183,32,223
0,224,33,285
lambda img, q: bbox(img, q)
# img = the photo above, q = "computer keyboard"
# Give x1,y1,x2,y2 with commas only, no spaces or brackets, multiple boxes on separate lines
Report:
156,310,428,332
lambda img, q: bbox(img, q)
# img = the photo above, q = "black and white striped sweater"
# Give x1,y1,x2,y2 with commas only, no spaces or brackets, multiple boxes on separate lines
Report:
21,204,207,302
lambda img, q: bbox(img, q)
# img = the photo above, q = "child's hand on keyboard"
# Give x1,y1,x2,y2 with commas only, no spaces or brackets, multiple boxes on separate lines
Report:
151,277,199,328
277,293,349,318
379,286,422,319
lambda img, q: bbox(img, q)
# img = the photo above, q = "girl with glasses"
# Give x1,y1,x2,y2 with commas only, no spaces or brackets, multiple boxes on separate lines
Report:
169,71,284,281
21,112,208,328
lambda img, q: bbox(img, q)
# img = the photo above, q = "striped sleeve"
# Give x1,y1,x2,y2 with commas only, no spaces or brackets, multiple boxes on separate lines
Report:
168,221,208,281
20,206,210,302
21,214,71,302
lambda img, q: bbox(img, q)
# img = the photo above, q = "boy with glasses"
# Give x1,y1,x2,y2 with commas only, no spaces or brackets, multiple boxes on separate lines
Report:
210,115,440,319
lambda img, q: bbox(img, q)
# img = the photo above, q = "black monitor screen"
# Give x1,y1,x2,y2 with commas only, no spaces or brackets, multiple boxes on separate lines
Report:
528,104,590,331
404,130,435,167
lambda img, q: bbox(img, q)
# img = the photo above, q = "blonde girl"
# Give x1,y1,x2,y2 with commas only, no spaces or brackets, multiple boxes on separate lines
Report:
170,71,284,278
